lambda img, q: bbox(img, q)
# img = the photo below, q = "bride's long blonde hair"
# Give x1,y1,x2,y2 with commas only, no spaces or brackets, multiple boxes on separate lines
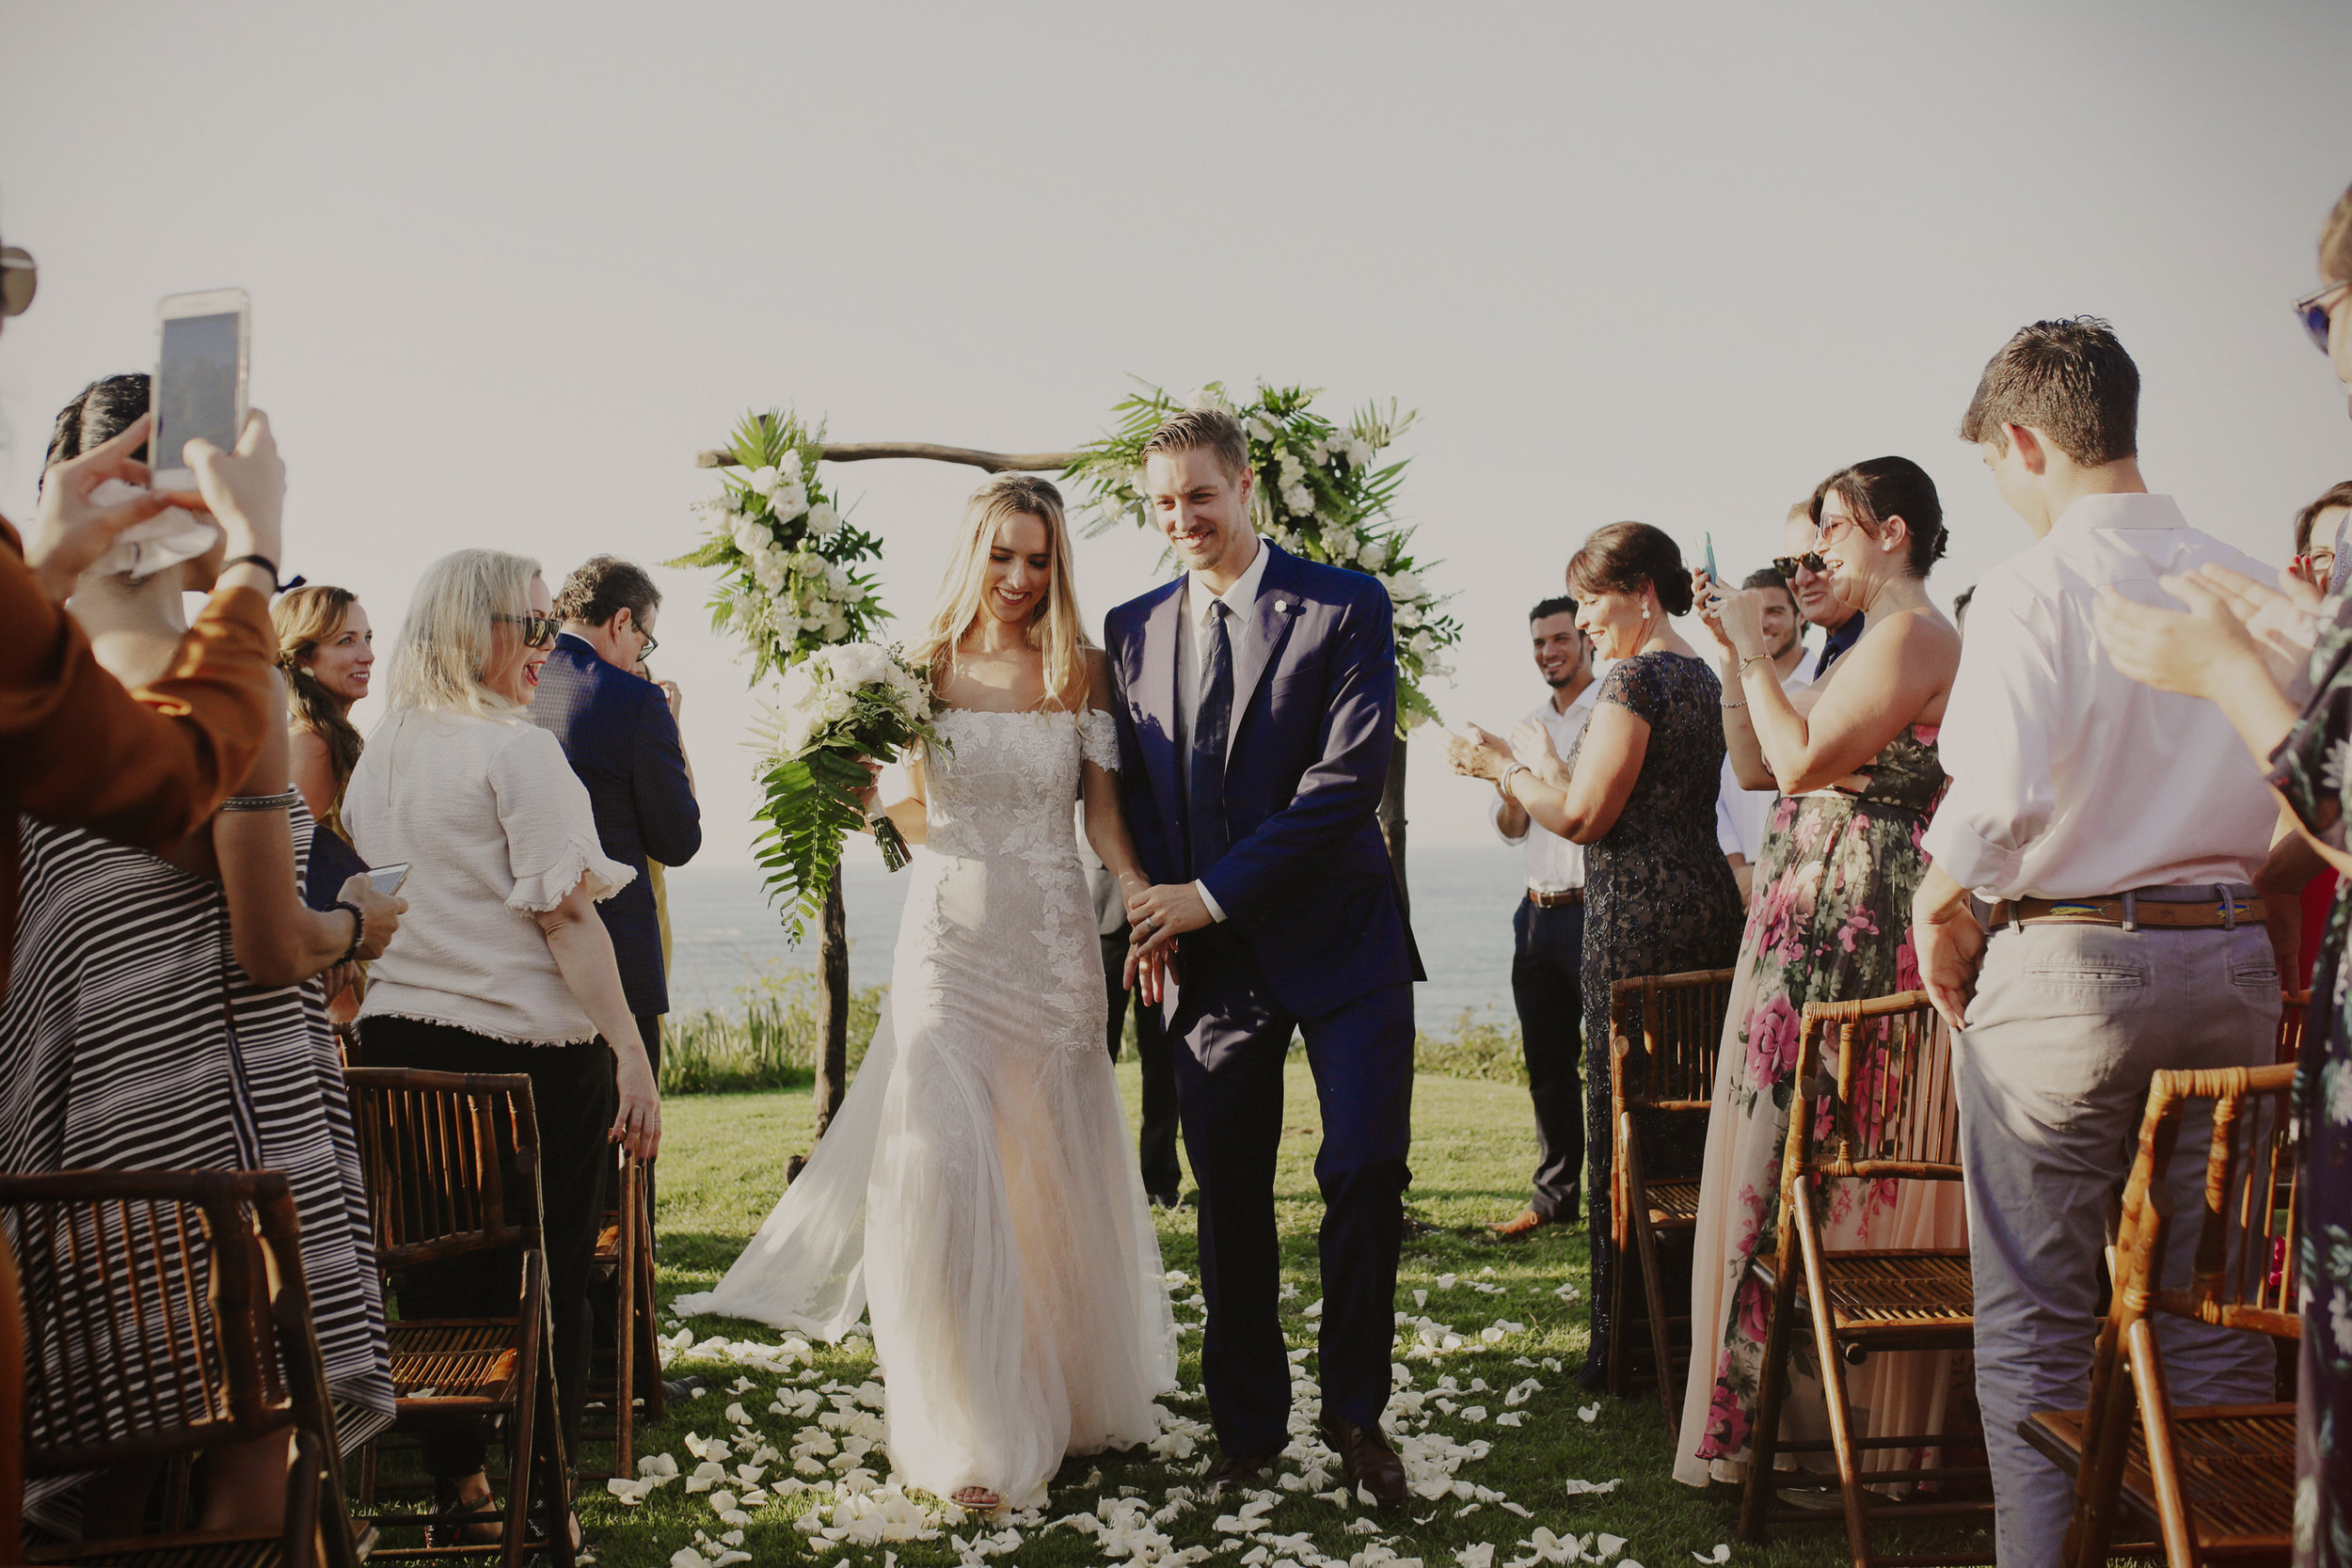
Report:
905,473,1092,709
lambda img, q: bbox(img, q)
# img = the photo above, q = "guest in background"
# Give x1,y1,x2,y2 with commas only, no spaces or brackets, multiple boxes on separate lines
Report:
2095,188,2352,1557
532,555,701,1094
1912,318,2280,1565
637,649,681,1009
276,583,377,1023
2290,479,2351,589
4,385,401,1542
1679,456,1963,1496
1085,840,1183,1206
2268,481,2352,990
1448,523,1742,1391
348,548,660,1547
1777,497,1865,677
1478,595,1599,1239
1714,566,1812,903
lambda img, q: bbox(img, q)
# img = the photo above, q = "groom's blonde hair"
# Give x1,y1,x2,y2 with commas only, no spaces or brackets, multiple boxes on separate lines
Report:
907,474,1093,710
1141,407,1251,483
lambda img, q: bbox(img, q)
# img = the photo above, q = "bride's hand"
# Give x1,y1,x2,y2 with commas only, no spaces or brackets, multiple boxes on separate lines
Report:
850,757,883,818
1445,724,1514,783
1127,881,1211,960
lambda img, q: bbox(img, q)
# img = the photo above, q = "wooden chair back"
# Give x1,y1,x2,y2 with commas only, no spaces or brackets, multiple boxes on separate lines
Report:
1610,969,1737,1114
2064,1062,2300,1567
342,1068,543,1270
0,1169,353,1567
1787,990,1961,1188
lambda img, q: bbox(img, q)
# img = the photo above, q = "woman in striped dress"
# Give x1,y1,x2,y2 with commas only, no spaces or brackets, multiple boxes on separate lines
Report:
0,379,404,1543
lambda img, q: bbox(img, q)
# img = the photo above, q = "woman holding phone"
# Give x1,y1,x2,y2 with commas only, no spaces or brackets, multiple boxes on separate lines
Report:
348,548,660,1549
0,376,405,1541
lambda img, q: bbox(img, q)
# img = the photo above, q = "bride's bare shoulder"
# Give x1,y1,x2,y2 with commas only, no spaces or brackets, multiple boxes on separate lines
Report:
1080,647,1115,713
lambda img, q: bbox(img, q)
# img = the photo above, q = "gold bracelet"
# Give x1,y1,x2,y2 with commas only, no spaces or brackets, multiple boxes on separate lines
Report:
1739,653,1773,673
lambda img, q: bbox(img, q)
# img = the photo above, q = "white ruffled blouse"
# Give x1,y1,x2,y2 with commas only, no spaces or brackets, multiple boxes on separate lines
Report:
346,709,633,1046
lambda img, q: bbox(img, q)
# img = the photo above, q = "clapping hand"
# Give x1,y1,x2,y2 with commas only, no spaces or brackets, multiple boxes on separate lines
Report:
1445,723,1514,784
2094,568,2299,703
2190,564,2321,687
1508,718,1561,777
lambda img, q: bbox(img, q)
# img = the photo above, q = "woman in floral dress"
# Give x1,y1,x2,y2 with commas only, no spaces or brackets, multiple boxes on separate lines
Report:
2095,181,2352,1566
1451,521,1743,1392
1675,457,1965,1488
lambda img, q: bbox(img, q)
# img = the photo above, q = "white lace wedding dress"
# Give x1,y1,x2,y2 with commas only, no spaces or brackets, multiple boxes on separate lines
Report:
673,706,1176,1507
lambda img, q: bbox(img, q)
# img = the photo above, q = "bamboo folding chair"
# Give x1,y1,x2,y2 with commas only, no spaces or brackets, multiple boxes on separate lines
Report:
342,1069,572,1568
1739,991,1989,1567
1606,967,1737,1422
2022,1063,2300,1568
577,1151,660,1481
0,1169,359,1568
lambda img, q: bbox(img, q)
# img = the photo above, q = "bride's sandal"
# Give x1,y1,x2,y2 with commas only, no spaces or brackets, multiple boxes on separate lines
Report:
951,1486,1002,1514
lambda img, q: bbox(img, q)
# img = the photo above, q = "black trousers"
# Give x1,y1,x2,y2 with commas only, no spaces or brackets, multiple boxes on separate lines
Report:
1099,930,1183,1203
357,1018,615,1482
1511,897,1585,1224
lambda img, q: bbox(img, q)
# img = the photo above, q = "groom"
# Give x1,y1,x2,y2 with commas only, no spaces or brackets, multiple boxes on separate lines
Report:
1108,408,1422,1505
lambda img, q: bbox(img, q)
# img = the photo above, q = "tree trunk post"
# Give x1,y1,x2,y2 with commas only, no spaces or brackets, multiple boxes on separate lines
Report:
1381,733,1409,924
813,878,850,1137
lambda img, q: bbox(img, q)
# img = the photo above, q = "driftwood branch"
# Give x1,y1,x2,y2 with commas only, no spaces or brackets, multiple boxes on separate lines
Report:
694,440,1086,473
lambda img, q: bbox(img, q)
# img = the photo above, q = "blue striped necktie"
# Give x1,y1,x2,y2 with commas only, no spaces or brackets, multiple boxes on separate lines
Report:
1188,599,1233,878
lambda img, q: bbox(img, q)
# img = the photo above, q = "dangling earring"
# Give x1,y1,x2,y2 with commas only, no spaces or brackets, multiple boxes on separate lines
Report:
1641,604,1651,621
300,666,316,677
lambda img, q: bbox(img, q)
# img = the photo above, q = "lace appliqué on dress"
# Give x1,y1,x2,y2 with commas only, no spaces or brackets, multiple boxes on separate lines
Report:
1078,708,1120,772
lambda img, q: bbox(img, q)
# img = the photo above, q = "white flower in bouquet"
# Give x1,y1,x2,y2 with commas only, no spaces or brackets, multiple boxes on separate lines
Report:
1281,483,1314,517
806,501,841,538
773,482,810,521
731,516,769,556
1390,571,1425,602
748,465,782,498
1349,436,1375,467
753,553,787,593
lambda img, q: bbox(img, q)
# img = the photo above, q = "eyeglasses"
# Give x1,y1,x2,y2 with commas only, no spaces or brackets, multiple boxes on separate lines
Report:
1,247,35,319
1773,552,1828,579
494,613,560,648
636,626,659,657
2294,279,2351,356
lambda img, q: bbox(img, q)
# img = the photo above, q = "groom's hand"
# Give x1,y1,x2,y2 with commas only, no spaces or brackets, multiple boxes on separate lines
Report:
1127,881,1212,960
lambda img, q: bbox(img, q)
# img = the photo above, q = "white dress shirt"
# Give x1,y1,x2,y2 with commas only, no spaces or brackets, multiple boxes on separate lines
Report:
1920,492,2278,900
1490,680,1602,892
1178,536,1275,923
1714,649,1815,863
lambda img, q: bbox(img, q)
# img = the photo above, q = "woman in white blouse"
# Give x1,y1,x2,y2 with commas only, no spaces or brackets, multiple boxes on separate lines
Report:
345,548,660,1547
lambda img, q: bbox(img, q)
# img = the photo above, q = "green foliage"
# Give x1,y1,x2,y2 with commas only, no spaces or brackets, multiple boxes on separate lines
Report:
665,408,891,688
660,966,885,1095
1417,1010,1531,1085
1067,378,1462,729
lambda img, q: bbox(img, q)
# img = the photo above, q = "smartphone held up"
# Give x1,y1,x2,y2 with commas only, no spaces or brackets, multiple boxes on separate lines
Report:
90,289,251,581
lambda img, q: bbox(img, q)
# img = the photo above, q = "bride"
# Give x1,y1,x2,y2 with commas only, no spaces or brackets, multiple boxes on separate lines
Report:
674,473,1176,1513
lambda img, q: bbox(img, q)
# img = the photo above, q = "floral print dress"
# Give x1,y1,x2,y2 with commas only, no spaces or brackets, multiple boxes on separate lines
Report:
1672,724,1969,1485
2262,594,2352,1567
1569,651,1744,1389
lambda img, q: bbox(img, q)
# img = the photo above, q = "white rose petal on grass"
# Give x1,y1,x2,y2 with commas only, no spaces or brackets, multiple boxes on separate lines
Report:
1694,1548,1732,1565
1578,1403,1600,1423
1493,1411,1524,1428
1457,1546,1495,1568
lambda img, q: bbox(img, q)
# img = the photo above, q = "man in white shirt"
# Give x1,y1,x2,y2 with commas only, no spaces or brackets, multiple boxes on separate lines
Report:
1912,319,2280,1566
1713,567,1813,902
1487,597,1600,1239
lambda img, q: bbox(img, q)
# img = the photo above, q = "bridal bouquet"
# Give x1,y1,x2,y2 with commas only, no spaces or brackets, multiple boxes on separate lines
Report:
753,642,944,942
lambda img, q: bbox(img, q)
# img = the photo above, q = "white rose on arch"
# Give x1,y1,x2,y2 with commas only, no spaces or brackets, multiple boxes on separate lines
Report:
1281,483,1314,516
806,502,841,538
747,465,783,498
771,482,810,521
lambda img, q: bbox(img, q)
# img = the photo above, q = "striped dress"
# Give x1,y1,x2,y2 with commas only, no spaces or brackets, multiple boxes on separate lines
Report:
0,802,392,1525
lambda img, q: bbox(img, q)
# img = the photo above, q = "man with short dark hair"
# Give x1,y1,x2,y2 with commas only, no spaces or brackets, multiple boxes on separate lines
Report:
1913,318,2279,1564
1713,567,1811,901
533,555,702,1092
1779,498,1864,677
1487,595,1597,1239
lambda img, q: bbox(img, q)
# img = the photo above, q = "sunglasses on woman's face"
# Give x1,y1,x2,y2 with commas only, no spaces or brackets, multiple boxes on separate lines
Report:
494,612,560,648
1773,552,1828,580
2294,279,2350,356
0,247,35,319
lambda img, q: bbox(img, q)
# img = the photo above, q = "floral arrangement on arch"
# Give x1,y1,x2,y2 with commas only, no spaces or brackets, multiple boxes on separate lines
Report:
668,408,887,686
1068,380,1461,728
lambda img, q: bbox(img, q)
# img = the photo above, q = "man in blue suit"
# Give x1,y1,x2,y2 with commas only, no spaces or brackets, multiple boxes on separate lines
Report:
532,556,702,1089
1109,408,1422,1506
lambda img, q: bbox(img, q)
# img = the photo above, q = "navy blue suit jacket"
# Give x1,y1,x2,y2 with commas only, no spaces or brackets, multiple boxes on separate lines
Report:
529,634,701,1017
1105,543,1422,1021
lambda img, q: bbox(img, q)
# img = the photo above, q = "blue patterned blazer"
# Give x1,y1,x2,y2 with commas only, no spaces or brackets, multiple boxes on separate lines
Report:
529,633,701,1017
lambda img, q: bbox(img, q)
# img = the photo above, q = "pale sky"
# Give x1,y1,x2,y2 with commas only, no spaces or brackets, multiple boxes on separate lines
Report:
6,3,2349,862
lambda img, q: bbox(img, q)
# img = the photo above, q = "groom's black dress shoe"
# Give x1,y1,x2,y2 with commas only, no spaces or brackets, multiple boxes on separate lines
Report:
1202,1451,1276,1498
1321,1416,1407,1508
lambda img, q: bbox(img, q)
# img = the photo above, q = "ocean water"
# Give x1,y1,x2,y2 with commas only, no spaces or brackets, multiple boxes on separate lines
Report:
660,845,1530,1027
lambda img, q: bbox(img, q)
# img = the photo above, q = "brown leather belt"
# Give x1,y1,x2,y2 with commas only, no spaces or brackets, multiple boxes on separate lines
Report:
1527,887,1584,909
1990,894,2264,930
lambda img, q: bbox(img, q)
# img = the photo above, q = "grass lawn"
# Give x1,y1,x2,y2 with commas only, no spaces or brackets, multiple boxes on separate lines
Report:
575,1059,1993,1567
